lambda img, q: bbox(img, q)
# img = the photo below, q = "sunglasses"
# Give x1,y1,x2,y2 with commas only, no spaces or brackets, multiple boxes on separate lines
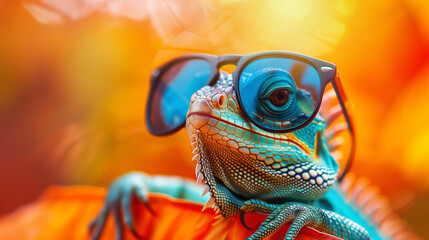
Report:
146,51,355,181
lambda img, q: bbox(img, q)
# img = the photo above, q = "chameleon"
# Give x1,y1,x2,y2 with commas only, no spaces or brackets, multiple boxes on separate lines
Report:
89,71,418,240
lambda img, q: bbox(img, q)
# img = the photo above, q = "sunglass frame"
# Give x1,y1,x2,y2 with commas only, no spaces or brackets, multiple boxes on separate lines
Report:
146,51,355,181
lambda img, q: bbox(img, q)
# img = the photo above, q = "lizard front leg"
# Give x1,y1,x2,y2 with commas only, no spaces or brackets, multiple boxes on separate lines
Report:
89,172,153,240
88,172,208,240
241,199,370,240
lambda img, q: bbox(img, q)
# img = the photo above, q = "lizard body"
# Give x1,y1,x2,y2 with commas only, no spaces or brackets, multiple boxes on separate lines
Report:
90,71,417,240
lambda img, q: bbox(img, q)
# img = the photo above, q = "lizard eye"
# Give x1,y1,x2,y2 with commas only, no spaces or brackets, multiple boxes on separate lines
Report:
269,88,290,107
259,78,297,117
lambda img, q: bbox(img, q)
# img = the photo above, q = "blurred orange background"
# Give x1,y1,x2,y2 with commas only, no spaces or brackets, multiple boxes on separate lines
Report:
0,0,428,237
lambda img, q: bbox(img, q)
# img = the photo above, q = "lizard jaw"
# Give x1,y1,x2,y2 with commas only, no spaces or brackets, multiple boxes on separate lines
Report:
190,130,244,218
190,131,223,215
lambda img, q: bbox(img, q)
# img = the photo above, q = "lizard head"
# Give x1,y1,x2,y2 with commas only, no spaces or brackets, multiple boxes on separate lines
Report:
186,71,339,218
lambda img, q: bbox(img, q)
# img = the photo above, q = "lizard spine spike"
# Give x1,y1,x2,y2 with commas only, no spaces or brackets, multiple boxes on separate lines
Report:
192,147,199,154
196,172,204,185
214,207,220,214
202,197,215,211
212,216,227,226
195,162,202,177
201,184,210,197
192,154,201,162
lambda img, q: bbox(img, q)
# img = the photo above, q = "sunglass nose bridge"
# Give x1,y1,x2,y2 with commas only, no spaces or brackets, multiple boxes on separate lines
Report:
217,55,240,76
217,55,240,66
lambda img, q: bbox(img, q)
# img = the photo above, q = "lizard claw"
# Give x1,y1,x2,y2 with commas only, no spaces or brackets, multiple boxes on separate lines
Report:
89,207,108,240
88,172,153,240
239,210,252,230
143,200,155,216
129,227,143,240
113,206,124,240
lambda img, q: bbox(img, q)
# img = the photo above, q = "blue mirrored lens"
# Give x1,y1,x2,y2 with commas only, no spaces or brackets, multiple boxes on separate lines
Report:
239,58,320,131
150,59,211,132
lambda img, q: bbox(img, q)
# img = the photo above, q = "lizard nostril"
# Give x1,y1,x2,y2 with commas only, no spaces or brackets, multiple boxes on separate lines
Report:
219,94,225,107
213,93,227,109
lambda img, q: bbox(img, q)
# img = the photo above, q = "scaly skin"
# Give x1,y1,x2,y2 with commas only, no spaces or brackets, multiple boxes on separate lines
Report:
186,72,369,239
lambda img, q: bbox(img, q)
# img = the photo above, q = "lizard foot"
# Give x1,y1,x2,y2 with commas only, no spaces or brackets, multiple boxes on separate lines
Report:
242,200,316,240
241,199,370,240
88,172,154,240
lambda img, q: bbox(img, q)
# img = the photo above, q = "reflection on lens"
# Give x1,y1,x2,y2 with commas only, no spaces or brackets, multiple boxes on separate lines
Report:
150,59,211,133
239,58,320,131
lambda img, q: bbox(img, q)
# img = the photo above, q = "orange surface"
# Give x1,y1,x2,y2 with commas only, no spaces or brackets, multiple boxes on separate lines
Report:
0,186,341,240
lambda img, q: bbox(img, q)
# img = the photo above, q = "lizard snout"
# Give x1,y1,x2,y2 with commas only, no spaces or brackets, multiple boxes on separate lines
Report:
187,98,212,129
